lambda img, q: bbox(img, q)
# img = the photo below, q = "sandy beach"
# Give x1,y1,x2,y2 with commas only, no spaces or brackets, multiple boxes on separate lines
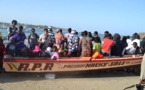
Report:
0,39,141,90
0,71,140,90
0,37,141,90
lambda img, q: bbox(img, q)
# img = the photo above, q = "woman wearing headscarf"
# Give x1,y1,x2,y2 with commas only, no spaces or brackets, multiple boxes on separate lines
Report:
55,29,64,49
111,33,123,56
79,31,92,57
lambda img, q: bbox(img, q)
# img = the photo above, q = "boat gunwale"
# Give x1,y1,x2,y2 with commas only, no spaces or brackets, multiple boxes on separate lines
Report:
3,56,143,63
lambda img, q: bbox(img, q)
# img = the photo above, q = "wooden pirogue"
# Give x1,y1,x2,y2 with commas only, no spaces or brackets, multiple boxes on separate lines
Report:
3,55,142,72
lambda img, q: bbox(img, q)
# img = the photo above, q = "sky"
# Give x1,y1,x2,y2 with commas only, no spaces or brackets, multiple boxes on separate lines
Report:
0,0,145,35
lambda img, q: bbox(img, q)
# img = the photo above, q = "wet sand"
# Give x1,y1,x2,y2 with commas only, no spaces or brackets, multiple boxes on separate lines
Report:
0,71,140,90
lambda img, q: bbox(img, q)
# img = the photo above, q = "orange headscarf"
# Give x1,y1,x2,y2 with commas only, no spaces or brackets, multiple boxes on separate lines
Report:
56,29,63,37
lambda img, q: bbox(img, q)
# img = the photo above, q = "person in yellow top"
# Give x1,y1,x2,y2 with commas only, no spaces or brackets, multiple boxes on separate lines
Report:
0,32,2,39
91,37,103,59
92,37,101,53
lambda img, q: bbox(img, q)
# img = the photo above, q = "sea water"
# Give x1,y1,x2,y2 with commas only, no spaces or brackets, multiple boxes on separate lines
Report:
0,28,49,37
0,28,71,37
0,28,103,39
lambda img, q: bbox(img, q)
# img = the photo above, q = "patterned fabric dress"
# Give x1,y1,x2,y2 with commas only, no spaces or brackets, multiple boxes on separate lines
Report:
55,32,64,49
80,37,92,57
68,34,79,53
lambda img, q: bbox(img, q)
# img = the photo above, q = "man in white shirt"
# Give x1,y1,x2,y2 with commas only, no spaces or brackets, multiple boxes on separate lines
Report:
126,36,132,45
38,28,52,49
126,33,140,53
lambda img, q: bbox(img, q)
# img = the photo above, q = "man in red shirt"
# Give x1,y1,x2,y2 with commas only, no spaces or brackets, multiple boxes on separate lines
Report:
102,34,114,58
0,39,6,69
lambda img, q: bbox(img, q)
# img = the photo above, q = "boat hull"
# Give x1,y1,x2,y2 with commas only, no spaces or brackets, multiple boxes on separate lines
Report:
3,56,142,72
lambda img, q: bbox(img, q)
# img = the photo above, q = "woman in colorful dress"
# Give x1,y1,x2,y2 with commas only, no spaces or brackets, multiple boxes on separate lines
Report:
79,31,92,57
55,29,64,49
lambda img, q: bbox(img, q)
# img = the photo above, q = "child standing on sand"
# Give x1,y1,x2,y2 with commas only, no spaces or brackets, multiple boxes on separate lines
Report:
0,38,6,70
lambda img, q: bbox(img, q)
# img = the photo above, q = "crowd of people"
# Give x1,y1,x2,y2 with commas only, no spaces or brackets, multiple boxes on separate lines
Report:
0,20,145,70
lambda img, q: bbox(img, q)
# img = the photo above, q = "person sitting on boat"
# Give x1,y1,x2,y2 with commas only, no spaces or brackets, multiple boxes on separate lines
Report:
79,31,92,57
111,33,123,57
7,20,18,40
32,45,42,56
93,31,101,44
80,31,84,40
103,31,109,38
126,33,140,54
38,28,52,50
64,28,72,39
121,36,128,55
133,42,142,55
91,36,103,59
11,26,27,56
6,37,17,56
88,32,93,41
101,33,114,58
45,43,53,56
55,29,64,49
92,37,101,54
126,42,141,55
126,35,132,46
28,28,39,51
67,30,79,57
51,46,60,60
0,38,6,70
64,28,72,51
48,28,55,47
78,32,84,56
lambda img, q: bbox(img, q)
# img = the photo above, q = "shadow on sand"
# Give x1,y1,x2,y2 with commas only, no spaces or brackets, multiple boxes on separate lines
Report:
0,70,139,83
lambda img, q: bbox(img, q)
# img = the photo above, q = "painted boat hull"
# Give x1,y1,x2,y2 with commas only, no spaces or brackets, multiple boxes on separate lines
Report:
3,56,142,72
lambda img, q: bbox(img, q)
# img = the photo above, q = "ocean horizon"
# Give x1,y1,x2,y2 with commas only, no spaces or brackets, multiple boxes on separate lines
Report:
0,28,104,39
